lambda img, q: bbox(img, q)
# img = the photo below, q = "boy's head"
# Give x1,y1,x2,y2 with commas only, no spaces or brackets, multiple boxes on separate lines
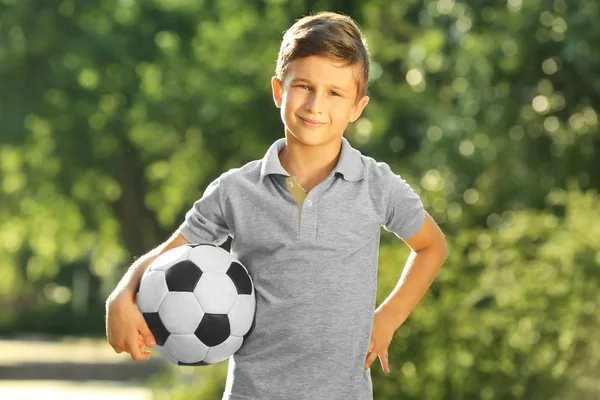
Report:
274,12,370,102
272,12,371,147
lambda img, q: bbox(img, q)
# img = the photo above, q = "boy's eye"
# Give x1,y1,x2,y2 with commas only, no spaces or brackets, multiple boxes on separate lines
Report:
294,85,341,97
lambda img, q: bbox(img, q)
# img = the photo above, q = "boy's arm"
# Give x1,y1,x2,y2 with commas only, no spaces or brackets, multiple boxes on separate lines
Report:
106,171,230,360
378,211,448,331
105,230,190,360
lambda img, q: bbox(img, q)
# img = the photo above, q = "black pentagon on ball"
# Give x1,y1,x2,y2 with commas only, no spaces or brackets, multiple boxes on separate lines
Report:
226,262,253,295
142,312,170,346
178,360,211,367
165,260,203,292
195,314,230,347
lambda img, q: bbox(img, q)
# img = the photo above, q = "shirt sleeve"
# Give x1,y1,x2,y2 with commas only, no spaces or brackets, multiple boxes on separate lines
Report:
382,168,425,240
178,174,230,246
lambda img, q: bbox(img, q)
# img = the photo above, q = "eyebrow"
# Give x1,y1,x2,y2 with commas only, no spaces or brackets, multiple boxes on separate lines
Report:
290,78,349,93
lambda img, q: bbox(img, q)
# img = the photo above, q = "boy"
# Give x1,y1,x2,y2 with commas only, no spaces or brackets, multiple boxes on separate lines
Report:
106,11,448,400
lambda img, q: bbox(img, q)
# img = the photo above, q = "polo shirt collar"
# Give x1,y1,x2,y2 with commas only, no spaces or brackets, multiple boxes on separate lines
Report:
259,136,364,184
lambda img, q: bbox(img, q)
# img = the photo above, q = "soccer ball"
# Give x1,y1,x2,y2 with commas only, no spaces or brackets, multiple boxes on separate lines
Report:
135,243,256,366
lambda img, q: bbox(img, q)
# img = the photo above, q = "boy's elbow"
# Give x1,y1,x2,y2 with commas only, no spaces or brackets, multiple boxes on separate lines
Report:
439,238,449,260
427,235,449,262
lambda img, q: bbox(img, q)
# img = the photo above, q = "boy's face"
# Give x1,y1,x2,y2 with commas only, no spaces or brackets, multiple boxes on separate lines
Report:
271,56,369,148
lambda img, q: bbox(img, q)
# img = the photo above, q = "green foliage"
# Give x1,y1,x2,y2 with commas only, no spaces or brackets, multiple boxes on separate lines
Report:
1,0,599,398
147,361,228,400
375,186,600,399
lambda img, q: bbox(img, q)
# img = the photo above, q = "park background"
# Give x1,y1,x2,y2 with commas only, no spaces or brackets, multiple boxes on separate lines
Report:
1,0,599,399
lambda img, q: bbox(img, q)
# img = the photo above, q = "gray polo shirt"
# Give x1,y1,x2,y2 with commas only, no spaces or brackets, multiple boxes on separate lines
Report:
179,137,424,400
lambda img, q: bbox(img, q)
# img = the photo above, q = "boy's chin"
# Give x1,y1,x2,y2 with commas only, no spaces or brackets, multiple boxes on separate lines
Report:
285,130,341,147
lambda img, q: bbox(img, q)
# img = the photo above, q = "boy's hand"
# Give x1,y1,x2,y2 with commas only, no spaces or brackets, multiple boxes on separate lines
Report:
364,308,396,373
106,289,156,361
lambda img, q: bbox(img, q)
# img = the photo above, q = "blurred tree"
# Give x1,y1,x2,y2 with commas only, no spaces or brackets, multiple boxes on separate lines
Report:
355,0,599,233
374,185,600,400
0,0,290,319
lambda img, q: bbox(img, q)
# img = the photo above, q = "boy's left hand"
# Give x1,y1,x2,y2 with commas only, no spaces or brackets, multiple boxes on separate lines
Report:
364,308,397,373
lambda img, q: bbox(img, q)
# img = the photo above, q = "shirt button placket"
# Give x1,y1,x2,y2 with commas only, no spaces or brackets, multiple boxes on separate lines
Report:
300,195,317,240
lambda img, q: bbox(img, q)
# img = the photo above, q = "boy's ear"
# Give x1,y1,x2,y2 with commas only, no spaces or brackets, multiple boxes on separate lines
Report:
349,95,370,123
271,77,283,108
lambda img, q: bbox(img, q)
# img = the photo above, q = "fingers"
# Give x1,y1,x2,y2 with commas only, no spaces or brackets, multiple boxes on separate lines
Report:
380,351,390,373
138,318,156,348
364,339,390,373
106,291,153,360
110,336,150,360
132,350,152,361
125,338,152,361
364,345,378,370
365,351,390,373
138,334,151,351
127,332,151,361
364,352,376,370
365,339,374,370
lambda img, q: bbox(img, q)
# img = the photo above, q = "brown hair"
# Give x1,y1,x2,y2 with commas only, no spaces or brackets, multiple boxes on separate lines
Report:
275,12,370,102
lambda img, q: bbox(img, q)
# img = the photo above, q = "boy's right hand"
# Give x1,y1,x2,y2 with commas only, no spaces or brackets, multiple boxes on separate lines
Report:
106,289,156,361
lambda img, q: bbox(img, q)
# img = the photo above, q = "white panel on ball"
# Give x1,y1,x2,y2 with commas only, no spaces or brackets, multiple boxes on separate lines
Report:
204,335,244,364
163,334,209,364
137,270,169,313
159,292,205,334
193,272,238,314
187,245,236,273
155,344,179,364
227,294,256,336
151,245,192,271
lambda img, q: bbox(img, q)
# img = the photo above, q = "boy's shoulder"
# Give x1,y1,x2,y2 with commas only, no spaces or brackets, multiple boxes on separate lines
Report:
217,158,262,185
359,153,405,184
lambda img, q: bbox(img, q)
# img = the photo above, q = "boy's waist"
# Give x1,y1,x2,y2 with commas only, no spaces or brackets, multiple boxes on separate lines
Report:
224,354,373,400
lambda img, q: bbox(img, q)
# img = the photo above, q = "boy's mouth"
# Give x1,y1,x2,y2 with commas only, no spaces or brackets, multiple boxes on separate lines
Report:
298,116,326,127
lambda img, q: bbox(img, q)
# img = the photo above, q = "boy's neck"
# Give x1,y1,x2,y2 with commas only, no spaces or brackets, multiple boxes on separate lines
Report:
278,135,342,192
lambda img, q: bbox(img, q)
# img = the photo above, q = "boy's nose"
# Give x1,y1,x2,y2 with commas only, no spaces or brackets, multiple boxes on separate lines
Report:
304,94,324,114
